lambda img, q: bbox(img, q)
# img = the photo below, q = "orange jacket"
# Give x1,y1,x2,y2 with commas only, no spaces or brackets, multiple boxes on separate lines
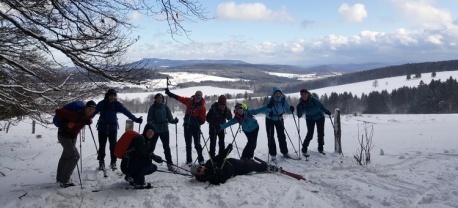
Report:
177,95,206,125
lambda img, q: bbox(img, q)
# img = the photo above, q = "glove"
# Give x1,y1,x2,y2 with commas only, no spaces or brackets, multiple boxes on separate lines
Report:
85,119,93,125
152,155,163,163
290,106,295,113
165,88,172,97
135,117,143,123
171,117,179,124
267,99,274,108
227,143,233,151
325,110,331,116
67,122,75,129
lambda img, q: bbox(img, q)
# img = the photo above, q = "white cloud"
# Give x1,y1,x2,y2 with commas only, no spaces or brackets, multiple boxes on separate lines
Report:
392,0,453,30
427,34,443,45
129,11,143,21
216,2,295,22
338,3,368,23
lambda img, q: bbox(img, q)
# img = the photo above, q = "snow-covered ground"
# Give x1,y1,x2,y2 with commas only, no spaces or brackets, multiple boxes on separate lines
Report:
1,112,457,208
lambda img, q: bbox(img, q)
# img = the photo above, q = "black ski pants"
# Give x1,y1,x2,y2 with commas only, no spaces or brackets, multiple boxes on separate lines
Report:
209,127,226,158
97,130,117,164
302,117,325,152
184,124,204,163
266,118,288,156
241,127,259,160
150,132,173,165
227,158,267,175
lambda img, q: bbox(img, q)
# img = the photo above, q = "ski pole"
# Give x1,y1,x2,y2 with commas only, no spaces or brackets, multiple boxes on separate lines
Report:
76,162,83,189
291,113,302,158
229,125,241,158
79,129,83,173
175,123,178,167
88,125,98,153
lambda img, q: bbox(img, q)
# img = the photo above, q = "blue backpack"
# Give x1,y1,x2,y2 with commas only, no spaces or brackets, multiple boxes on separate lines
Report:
53,101,86,127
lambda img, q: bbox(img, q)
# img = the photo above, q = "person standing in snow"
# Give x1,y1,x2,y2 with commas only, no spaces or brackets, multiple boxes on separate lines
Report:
296,89,331,156
165,89,206,165
121,123,164,189
93,89,143,171
264,87,295,162
146,93,179,171
55,100,96,188
190,143,268,185
206,95,232,158
218,103,268,160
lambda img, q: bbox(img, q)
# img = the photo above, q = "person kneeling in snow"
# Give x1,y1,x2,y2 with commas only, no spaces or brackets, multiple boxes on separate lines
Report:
121,123,164,189
190,144,268,185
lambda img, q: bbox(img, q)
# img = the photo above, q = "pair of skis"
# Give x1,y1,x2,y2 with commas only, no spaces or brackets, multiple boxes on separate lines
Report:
254,157,306,181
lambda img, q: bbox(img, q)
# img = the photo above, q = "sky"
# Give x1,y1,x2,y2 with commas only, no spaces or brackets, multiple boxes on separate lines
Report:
124,0,458,66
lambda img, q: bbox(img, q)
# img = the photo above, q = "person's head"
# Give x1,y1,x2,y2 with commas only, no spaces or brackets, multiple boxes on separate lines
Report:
154,93,163,104
105,89,117,103
234,103,244,115
84,100,96,116
272,87,282,98
190,164,206,176
217,95,226,110
300,89,309,101
143,123,155,139
194,91,203,102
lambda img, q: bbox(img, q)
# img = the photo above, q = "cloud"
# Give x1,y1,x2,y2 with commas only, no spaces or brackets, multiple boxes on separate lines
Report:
129,11,143,21
216,2,295,22
300,20,316,29
338,3,368,23
392,0,453,30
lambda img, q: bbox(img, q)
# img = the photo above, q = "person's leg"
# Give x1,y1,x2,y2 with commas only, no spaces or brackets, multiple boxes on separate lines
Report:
192,126,204,163
275,120,288,155
160,132,173,164
108,131,118,166
208,128,217,158
217,131,226,156
316,117,326,152
97,130,108,164
56,136,80,183
132,163,157,185
302,119,316,153
241,127,259,159
184,126,192,163
265,119,277,156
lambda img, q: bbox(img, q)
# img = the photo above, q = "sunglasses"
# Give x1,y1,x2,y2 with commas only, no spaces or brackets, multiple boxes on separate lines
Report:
195,95,202,98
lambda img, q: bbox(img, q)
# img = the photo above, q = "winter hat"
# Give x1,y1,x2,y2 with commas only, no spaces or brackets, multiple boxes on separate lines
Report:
235,103,244,110
85,100,96,108
106,89,117,97
272,86,282,94
218,95,227,105
154,93,163,100
190,164,202,175
300,89,309,94
143,123,155,135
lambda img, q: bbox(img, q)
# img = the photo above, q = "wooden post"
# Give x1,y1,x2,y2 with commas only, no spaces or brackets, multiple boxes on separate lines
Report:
32,120,36,134
333,109,342,154
6,122,11,133
125,119,133,131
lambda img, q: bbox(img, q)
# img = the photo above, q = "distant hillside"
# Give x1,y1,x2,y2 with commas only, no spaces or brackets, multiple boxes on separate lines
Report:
130,58,248,68
306,62,393,73
285,60,458,94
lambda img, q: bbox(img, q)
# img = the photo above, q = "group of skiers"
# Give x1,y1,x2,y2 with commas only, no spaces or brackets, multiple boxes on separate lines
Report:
55,87,331,189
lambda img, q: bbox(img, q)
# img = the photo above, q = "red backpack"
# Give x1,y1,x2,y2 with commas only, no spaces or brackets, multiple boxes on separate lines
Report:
114,130,140,159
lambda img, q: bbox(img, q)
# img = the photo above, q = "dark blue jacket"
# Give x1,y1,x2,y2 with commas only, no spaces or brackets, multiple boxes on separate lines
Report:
93,98,138,132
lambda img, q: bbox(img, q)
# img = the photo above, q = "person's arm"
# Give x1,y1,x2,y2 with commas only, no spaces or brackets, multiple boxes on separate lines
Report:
146,104,155,124
314,98,331,116
116,101,140,122
250,106,268,115
225,107,232,120
284,98,292,114
220,118,236,130
198,106,206,125
296,103,303,118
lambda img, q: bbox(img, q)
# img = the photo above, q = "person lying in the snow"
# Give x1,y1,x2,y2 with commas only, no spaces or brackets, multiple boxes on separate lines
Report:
190,144,268,185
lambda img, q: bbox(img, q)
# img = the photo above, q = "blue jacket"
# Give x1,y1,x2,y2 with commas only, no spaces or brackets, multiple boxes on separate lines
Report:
146,102,174,133
93,98,138,132
296,95,330,121
265,86,292,121
221,106,267,132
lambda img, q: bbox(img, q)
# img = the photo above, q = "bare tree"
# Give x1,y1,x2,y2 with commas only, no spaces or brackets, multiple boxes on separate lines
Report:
0,0,208,122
